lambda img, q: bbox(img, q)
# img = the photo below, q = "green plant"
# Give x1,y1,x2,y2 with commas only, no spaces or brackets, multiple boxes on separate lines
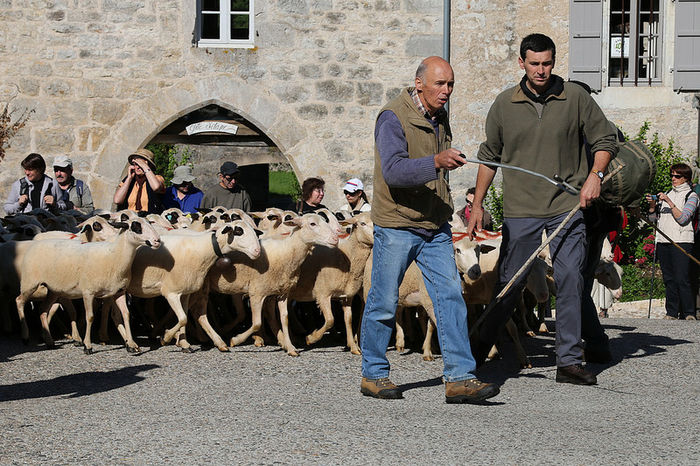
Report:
484,184,503,229
619,263,665,302
269,169,301,201
145,143,193,186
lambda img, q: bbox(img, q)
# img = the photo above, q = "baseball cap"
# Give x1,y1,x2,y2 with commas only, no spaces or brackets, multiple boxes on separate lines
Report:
53,155,72,168
343,178,364,193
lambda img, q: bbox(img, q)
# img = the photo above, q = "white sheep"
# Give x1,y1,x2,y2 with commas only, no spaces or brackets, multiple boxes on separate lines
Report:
287,212,374,355
192,213,339,356
106,220,261,353
15,217,161,353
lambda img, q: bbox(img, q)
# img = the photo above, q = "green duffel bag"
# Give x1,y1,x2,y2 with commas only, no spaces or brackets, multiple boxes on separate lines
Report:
600,139,657,207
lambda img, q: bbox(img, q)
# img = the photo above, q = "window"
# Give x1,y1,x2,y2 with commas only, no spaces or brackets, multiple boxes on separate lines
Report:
608,0,662,86
196,0,254,48
571,0,700,91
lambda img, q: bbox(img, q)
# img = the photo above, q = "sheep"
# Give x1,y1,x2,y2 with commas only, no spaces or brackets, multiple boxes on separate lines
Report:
33,215,118,242
287,212,374,355
192,212,339,356
106,220,261,353
14,217,161,354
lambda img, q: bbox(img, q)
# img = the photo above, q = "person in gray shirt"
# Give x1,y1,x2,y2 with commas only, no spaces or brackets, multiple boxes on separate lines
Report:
52,155,94,213
201,161,252,211
4,153,61,215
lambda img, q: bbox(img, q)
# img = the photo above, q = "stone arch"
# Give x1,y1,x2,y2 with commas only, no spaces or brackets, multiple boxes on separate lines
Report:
89,76,325,210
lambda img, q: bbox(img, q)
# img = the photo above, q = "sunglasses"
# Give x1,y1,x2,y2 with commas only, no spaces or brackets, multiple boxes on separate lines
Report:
344,190,358,196
222,174,237,181
670,174,684,179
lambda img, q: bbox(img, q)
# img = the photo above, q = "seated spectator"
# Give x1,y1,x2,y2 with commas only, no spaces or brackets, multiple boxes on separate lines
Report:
458,187,493,230
113,148,165,214
201,161,252,211
52,155,94,213
162,165,203,214
299,177,327,214
339,178,371,214
4,153,61,215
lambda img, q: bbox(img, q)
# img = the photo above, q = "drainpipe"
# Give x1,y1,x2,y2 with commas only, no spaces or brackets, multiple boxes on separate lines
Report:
443,0,451,115
694,94,700,168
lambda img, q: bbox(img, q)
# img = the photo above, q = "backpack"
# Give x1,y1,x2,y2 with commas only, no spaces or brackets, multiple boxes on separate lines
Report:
599,139,657,207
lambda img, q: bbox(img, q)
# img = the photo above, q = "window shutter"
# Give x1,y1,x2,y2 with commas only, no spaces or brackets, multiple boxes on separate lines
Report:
569,0,603,91
674,0,700,91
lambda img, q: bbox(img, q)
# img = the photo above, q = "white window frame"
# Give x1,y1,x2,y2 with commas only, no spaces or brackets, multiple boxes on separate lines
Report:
604,0,664,86
196,0,255,49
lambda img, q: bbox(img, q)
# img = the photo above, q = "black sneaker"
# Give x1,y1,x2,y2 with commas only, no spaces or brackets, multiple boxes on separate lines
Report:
556,364,597,385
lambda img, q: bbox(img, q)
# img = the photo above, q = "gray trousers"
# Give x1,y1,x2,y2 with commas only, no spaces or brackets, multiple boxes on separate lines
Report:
484,211,587,367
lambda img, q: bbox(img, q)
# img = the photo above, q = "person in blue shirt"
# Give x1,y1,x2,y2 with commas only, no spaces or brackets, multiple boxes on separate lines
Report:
162,165,203,214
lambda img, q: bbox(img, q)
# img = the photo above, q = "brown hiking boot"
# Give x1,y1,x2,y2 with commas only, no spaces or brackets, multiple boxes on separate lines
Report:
360,377,403,399
445,378,500,404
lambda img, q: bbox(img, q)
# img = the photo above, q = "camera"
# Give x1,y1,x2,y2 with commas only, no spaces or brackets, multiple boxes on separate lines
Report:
650,195,658,202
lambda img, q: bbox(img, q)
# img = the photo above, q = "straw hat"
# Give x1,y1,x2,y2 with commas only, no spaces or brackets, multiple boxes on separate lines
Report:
127,148,157,170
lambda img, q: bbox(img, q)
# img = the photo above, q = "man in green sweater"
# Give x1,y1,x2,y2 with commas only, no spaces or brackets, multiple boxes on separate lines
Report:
467,33,618,385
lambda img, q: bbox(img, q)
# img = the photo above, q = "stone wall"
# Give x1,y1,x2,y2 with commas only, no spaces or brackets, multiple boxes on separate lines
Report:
0,0,697,215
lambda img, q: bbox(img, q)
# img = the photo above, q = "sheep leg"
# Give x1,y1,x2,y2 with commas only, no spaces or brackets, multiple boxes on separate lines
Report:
161,294,189,351
341,298,361,355
278,298,299,356
191,297,229,352
394,306,406,353
505,318,532,369
537,301,550,334
82,295,96,354
52,298,81,344
109,302,129,342
37,293,59,348
517,295,536,337
421,307,437,362
306,297,335,346
15,290,34,344
230,296,264,347
112,293,141,353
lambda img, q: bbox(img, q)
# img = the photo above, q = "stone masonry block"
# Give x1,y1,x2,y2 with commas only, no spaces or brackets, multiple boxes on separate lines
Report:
316,80,354,102
91,100,128,126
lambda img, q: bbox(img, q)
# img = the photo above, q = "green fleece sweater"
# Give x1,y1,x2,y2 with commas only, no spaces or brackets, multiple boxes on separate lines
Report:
477,78,618,218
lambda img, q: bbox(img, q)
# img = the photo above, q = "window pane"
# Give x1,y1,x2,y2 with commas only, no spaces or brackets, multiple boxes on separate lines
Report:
231,0,250,12
202,13,220,39
231,14,249,40
203,0,220,11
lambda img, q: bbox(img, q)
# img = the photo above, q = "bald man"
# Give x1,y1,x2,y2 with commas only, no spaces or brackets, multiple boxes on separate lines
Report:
360,56,500,404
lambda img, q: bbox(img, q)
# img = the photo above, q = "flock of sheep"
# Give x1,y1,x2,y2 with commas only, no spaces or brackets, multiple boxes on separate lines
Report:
0,205,623,366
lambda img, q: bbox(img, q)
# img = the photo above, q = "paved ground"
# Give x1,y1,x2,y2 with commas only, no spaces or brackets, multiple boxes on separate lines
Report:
0,314,698,465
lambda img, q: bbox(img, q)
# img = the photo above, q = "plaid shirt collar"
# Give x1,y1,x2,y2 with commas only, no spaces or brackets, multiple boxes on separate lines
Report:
411,88,445,122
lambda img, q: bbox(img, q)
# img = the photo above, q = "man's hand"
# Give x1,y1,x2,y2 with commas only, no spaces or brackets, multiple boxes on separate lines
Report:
434,148,466,170
579,172,602,208
44,194,55,206
466,204,484,239
18,194,29,207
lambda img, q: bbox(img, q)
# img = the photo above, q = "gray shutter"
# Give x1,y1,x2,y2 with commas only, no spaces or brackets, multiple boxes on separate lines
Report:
674,0,700,91
569,0,603,91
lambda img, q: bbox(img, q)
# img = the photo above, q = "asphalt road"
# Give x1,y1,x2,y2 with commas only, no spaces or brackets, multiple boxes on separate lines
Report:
0,318,698,465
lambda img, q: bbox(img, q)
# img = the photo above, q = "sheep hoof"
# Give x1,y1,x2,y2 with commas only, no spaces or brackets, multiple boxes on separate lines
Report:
287,350,299,357
350,347,362,356
73,341,83,347
180,346,195,354
526,331,536,338
83,347,94,355
126,345,141,354
217,345,230,352
423,355,435,362
395,345,404,353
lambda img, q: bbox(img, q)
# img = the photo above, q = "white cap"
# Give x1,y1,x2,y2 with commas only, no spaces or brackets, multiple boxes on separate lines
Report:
343,178,364,193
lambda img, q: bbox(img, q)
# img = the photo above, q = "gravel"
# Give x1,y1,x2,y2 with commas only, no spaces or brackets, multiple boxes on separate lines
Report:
1,317,698,465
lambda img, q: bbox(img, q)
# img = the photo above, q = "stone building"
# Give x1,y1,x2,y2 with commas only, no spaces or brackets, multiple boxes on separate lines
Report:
1,0,698,213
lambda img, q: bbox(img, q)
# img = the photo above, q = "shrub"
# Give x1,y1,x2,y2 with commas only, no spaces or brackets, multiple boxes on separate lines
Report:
145,143,193,186
620,263,665,302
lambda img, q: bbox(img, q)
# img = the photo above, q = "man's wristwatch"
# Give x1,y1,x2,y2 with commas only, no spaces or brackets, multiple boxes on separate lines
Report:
591,170,604,182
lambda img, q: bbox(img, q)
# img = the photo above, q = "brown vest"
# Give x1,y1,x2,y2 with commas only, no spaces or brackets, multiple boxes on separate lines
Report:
371,88,454,230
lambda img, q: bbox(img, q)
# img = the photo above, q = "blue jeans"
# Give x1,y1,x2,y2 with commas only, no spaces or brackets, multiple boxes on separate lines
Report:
360,224,477,382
